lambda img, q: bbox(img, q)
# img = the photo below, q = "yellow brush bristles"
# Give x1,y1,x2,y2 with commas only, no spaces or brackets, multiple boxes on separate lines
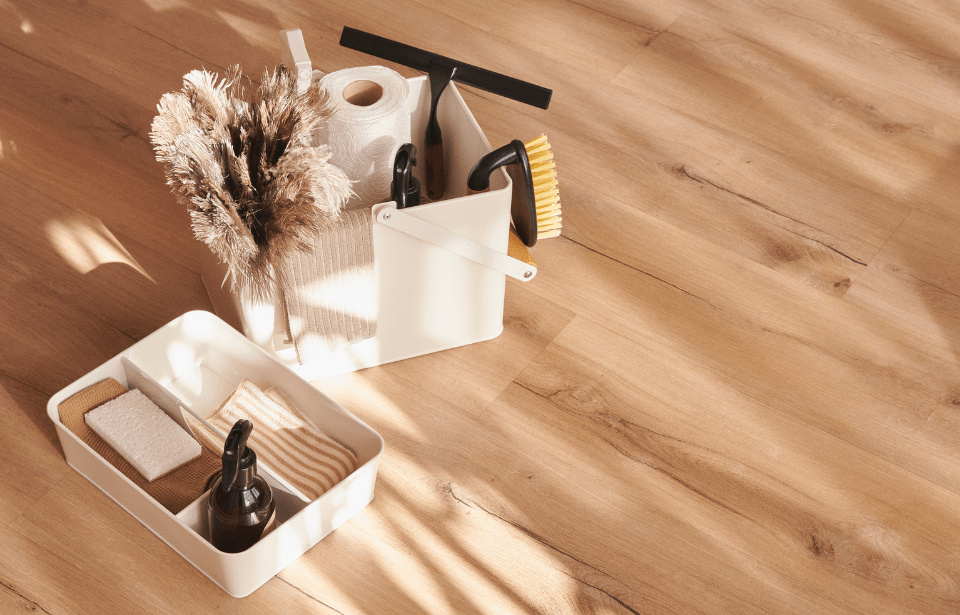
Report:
525,134,561,239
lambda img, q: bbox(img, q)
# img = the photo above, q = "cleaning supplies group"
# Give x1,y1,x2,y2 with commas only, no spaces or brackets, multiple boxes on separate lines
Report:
339,27,563,248
65,378,358,552
150,29,560,366
275,37,562,364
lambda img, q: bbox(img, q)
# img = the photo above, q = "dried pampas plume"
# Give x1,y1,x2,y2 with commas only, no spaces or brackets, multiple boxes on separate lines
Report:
150,65,352,300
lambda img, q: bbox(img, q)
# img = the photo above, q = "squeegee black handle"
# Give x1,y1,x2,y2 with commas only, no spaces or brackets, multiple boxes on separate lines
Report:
340,27,552,110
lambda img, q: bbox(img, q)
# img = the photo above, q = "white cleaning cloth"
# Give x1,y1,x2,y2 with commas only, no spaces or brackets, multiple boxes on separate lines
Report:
85,389,202,482
278,208,377,364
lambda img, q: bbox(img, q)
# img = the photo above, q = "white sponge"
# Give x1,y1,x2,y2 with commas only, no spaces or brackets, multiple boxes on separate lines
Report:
85,388,202,482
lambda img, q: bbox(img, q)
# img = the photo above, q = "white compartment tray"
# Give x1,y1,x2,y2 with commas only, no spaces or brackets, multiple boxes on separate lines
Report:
46,310,384,598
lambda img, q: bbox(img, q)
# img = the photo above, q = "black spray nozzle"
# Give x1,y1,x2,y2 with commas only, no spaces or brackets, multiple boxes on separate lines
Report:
466,140,538,247
222,419,255,492
391,143,421,209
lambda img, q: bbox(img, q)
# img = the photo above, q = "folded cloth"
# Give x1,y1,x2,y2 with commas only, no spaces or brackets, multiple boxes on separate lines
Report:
58,378,220,514
278,207,377,364
185,379,359,501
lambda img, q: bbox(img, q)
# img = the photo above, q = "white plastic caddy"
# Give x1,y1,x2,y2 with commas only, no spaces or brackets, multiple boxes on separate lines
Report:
46,311,385,597
201,32,533,381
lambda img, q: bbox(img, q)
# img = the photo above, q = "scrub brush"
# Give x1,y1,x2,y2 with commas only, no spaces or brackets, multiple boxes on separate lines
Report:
467,134,561,247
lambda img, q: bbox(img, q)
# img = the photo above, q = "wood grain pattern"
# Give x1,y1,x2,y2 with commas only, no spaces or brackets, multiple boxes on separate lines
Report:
3,0,960,612
506,318,960,614
525,233,960,491
0,375,69,525
844,205,960,369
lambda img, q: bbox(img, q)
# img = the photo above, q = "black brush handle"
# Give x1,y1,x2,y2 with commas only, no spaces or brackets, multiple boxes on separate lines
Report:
426,60,456,200
340,27,552,110
467,140,538,247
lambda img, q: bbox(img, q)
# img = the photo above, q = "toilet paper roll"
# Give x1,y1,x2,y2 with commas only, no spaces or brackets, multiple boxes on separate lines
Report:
318,66,411,210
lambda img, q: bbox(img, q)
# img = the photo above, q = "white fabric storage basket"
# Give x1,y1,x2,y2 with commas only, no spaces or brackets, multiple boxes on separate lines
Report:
200,75,524,381
46,311,384,597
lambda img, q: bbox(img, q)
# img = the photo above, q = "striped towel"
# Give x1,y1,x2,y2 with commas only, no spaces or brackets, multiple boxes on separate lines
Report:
278,208,377,364
186,379,359,501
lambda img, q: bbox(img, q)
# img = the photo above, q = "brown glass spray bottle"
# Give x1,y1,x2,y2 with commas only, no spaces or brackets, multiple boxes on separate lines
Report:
208,419,275,553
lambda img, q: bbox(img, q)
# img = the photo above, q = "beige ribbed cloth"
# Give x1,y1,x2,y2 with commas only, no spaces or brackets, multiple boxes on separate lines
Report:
279,208,377,364
185,379,359,501
57,378,220,514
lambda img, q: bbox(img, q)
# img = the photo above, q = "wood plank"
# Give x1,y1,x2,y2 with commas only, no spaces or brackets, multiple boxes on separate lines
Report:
0,253,135,396
844,207,960,356
0,523,162,615
10,472,237,614
0,174,213,342
502,315,960,614
0,163,213,393
388,0,660,83
0,43,201,273
697,0,960,119
0,375,70,526
0,0,230,111
237,578,341,614
523,222,960,495
613,12,960,211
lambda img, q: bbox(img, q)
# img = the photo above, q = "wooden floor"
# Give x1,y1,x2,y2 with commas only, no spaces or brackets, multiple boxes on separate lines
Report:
3,0,960,612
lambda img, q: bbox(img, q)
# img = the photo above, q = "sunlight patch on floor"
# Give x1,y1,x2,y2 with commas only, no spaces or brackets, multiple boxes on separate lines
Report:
216,9,278,49
0,0,34,33
141,0,191,12
45,216,155,282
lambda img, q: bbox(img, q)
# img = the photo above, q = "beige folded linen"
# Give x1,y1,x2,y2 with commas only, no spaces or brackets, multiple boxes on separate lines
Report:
278,207,376,364
186,379,359,501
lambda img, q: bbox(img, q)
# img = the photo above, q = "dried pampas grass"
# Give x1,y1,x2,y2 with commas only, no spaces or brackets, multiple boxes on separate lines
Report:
150,65,352,300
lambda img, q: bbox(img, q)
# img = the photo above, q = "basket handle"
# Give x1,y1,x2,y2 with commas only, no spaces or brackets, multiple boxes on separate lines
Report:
280,29,321,92
373,203,537,281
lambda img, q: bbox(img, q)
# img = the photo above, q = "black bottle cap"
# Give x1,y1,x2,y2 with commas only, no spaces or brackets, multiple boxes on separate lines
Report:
222,419,257,492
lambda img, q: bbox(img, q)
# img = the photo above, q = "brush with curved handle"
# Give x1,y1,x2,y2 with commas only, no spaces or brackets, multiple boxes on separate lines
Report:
467,134,561,247
425,60,457,201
